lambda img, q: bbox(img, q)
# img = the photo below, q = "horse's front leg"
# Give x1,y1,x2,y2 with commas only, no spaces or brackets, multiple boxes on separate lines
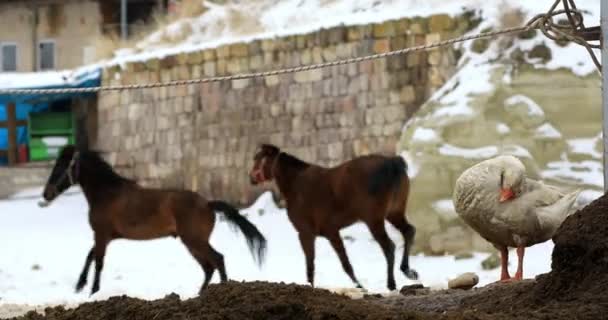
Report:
90,233,111,296
75,247,94,293
325,231,364,289
298,232,316,287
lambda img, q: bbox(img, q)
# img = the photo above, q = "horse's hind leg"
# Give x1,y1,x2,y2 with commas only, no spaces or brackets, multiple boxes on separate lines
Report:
183,242,217,293
366,221,397,291
325,232,363,289
387,213,418,280
207,245,227,283
75,247,94,292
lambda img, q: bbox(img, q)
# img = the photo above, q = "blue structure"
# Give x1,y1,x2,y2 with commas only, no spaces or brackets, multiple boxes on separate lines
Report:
0,68,101,164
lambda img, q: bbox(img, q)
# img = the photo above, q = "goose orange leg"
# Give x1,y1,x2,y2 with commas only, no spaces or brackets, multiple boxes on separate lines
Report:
499,246,511,281
513,246,525,280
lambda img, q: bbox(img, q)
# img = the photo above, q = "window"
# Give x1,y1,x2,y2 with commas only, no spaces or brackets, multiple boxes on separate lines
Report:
38,40,55,71
1,43,17,72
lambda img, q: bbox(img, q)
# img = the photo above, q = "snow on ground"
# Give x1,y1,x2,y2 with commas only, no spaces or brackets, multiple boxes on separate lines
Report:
411,127,440,143
496,123,511,135
567,134,602,160
438,143,532,159
504,95,545,117
535,123,562,139
0,187,554,310
542,156,603,188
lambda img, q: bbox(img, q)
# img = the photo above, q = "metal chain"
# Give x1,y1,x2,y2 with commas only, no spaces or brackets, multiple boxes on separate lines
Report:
0,0,600,95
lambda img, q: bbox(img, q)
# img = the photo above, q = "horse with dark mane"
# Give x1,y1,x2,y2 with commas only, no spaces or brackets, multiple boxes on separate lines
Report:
41,145,267,295
249,144,417,291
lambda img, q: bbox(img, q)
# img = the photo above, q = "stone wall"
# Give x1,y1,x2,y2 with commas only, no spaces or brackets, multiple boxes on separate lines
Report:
96,14,471,205
0,166,50,199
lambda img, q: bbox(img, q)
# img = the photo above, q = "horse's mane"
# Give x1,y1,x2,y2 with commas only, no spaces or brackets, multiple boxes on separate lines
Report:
279,152,310,171
260,143,311,172
81,149,136,185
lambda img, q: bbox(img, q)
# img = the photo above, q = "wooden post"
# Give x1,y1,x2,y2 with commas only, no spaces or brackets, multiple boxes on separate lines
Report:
6,102,17,166
602,1,608,191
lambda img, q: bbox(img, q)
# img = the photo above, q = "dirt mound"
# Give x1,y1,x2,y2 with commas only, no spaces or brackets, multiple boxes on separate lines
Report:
10,281,427,320
451,191,608,319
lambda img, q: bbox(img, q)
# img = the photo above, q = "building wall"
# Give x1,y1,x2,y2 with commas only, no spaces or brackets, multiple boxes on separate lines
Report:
96,14,471,205
0,0,101,72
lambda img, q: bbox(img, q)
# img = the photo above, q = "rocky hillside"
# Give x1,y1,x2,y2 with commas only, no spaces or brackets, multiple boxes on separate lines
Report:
398,2,601,255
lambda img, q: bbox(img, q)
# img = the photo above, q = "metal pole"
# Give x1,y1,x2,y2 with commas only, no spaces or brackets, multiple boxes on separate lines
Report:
602,1,608,191
121,0,128,40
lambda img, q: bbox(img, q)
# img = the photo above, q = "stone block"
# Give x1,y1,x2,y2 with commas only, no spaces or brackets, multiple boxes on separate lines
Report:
394,18,410,35
328,142,343,160
336,43,351,59
127,103,145,120
373,21,395,38
300,49,312,65
426,33,442,46
328,26,346,44
216,45,230,58
249,55,263,70
407,52,424,67
428,50,442,65
160,56,177,69
312,47,323,64
232,79,250,89
202,49,216,61
373,39,390,54
294,69,323,83
216,59,227,75
187,51,204,65
229,43,249,57
429,14,454,32
226,59,243,74
400,86,416,104
322,46,337,62
264,76,280,87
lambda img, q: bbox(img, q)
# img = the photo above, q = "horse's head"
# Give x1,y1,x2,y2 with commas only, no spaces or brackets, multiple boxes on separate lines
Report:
249,144,280,185
42,145,81,202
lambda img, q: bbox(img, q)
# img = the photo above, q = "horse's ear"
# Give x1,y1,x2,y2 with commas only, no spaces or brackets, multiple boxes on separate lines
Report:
261,144,280,156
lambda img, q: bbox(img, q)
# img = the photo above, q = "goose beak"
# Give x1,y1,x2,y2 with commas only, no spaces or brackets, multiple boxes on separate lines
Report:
499,188,515,202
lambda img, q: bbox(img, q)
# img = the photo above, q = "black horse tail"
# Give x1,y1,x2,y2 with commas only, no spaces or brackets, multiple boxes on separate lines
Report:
368,156,408,195
208,200,267,267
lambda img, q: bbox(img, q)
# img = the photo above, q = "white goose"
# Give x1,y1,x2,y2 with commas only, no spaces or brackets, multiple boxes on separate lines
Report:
452,155,581,281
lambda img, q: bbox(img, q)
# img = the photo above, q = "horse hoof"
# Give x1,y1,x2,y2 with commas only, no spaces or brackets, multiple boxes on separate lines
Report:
90,286,99,296
387,281,396,291
405,269,419,280
75,283,86,293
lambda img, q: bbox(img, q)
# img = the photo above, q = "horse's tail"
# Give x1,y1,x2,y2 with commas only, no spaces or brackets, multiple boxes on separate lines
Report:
368,156,408,195
208,200,267,267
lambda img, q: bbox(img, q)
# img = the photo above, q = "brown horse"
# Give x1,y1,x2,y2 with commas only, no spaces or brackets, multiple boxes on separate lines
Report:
41,145,267,296
249,144,417,291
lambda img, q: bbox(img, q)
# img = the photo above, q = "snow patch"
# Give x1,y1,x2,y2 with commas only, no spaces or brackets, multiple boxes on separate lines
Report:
496,123,511,135
438,144,531,159
542,157,603,188
432,199,458,219
412,127,440,143
400,150,420,178
504,95,545,117
568,136,602,159
535,123,562,139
